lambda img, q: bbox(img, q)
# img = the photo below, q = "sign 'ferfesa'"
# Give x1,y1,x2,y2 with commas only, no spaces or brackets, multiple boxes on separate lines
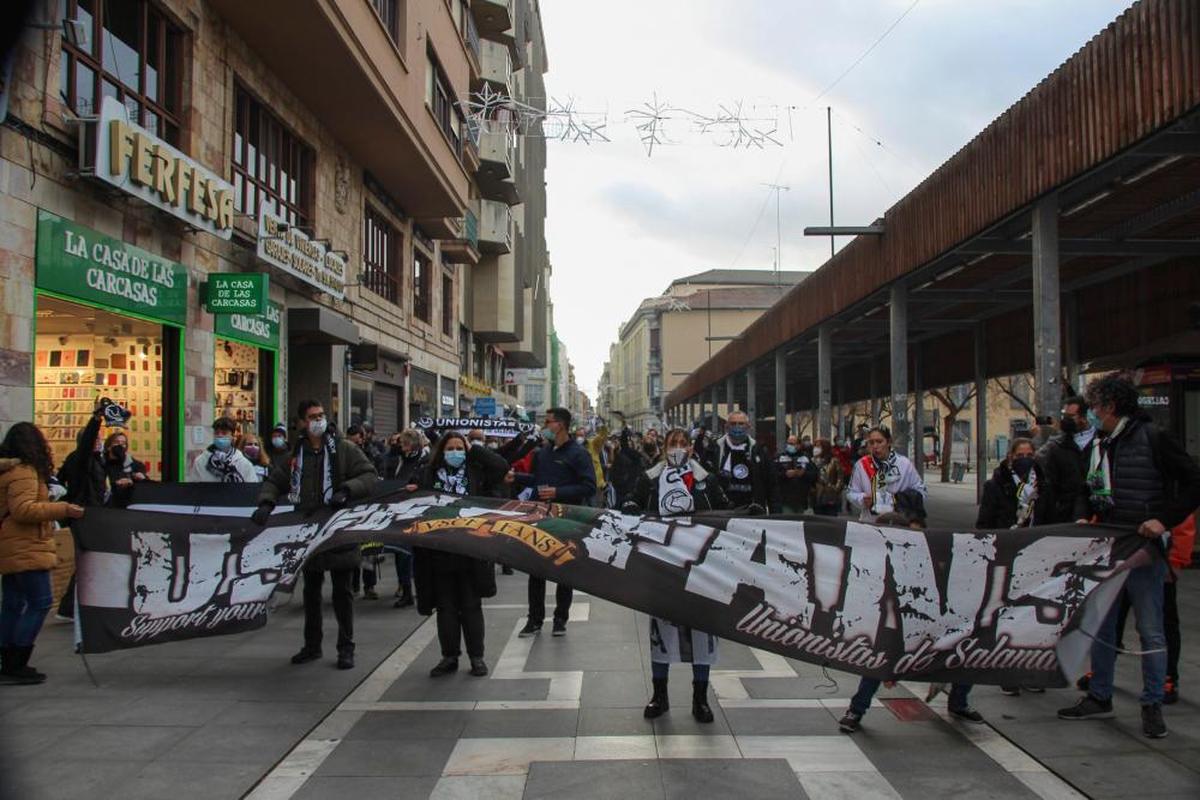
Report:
91,97,235,239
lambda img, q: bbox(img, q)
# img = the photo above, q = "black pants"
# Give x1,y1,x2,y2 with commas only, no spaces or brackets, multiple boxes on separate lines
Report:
1115,580,1181,680
527,576,572,626
303,567,355,655
435,570,485,658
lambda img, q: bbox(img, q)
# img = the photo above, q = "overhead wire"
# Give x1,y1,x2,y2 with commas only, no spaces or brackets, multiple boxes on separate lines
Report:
810,0,922,104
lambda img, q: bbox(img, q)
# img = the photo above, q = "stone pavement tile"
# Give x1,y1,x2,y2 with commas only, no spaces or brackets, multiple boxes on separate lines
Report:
46,724,194,761
992,717,1150,758
205,700,330,729
314,738,459,777
651,707,733,736
103,699,237,727
382,675,549,702
581,669,652,708
796,771,902,800
884,772,1041,799
293,776,440,800
737,735,872,773
111,760,265,800
0,694,151,725
524,759,664,800
577,706,659,736
1039,752,1200,797
524,640,643,672
3,757,149,800
654,734,740,759
851,724,1008,777
460,708,580,738
744,676,861,699
344,710,471,740
157,723,301,764
428,774,527,800
0,722,80,760
659,758,806,800
574,735,658,760
707,643,767,670
722,708,837,736
1162,748,1200,773
573,621,641,642
442,736,575,776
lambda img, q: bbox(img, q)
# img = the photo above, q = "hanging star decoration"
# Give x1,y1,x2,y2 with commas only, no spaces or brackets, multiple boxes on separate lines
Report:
624,93,673,156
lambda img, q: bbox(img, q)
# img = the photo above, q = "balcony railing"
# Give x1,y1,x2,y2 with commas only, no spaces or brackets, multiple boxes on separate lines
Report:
463,209,479,248
464,10,481,63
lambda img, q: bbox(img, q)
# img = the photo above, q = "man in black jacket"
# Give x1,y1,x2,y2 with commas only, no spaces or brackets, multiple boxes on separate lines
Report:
1036,396,1097,524
703,411,780,514
1057,375,1200,739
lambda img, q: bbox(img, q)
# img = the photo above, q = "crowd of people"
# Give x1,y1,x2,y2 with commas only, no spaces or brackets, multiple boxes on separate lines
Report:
0,374,1195,741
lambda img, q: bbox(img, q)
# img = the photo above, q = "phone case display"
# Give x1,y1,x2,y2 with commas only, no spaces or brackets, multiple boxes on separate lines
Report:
34,332,164,478
214,339,259,432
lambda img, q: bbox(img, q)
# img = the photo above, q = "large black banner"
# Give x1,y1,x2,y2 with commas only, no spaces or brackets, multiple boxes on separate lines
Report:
72,489,1151,686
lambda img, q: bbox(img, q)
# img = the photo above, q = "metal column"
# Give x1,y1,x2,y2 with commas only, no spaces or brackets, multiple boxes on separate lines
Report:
1032,196,1062,418
869,362,881,424
889,283,909,456
774,349,787,447
818,324,832,440
975,323,988,501
699,393,708,433
1063,290,1080,396
746,365,757,423
912,349,924,478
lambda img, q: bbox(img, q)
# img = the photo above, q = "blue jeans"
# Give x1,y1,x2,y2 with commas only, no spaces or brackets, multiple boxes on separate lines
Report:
1088,555,1167,705
0,570,54,648
849,677,971,717
652,660,710,681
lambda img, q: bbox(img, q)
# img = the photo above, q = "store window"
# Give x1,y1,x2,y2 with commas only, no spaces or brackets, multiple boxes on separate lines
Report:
362,206,402,305
413,246,432,323
232,84,315,227
59,0,185,143
349,375,374,428
34,297,173,478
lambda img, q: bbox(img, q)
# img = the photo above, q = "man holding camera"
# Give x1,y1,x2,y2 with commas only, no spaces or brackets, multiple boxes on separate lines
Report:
252,400,378,670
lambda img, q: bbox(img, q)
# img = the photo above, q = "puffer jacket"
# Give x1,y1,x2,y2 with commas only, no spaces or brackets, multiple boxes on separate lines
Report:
0,458,69,574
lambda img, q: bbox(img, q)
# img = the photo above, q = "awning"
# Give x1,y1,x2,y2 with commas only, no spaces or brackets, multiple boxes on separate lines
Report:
287,307,359,345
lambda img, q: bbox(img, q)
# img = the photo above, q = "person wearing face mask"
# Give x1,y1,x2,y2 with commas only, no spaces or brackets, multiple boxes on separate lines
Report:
977,438,1050,530
623,428,729,723
846,426,926,522
411,432,503,678
99,431,148,508
512,408,597,637
575,425,608,506
189,418,258,483
702,411,779,514
237,433,271,481
1034,396,1097,524
267,422,292,474
775,435,817,514
253,399,379,670
811,438,845,516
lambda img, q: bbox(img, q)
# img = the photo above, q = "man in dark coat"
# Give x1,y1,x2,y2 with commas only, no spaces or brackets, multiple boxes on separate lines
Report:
253,399,378,670
1036,396,1097,524
703,411,779,513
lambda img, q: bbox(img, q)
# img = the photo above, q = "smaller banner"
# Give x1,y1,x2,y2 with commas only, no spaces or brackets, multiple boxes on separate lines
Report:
414,416,535,439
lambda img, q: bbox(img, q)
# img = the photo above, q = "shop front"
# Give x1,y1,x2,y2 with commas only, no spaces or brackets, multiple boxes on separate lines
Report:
440,376,457,417
348,347,407,435
408,367,438,424
33,210,187,480
213,301,281,437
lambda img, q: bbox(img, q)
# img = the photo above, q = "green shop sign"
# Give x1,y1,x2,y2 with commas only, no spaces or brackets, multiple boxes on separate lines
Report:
214,300,281,349
203,272,268,314
35,210,188,326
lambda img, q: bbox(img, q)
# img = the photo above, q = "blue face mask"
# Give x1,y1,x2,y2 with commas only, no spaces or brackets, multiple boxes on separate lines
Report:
727,425,748,442
444,450,466,469
541,427,556,442
785,444,797,455
213,436,232,451
1086,408,1103,431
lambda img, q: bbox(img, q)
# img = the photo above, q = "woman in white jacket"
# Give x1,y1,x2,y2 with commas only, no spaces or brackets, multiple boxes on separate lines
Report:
847,426,926,521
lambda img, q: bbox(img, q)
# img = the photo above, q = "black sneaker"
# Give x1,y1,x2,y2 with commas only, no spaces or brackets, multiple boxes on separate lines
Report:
1058,695,1114,720
430,657,459,677
552,619,567,637
362,589,378,600
1000,686,1021,696
469,658,489,677
336,652,354,670
838,711,862,733
949,706,985,724
1141,703,1167,739
519,621,542,638
1023,686,1045,694
290,647,321,665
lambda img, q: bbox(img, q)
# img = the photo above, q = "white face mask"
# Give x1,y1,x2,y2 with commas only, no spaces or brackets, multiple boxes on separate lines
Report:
666,447,689,467
308,418,328,437
812,447,823,456
575,436,586,446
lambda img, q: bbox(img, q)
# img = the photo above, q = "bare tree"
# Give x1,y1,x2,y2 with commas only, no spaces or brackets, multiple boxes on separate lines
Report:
990,374,1036,418
928,384,978,483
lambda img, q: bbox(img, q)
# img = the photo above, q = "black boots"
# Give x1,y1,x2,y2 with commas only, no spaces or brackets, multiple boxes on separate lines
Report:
644,677,669,718
0,646,47,685
692,681,714,723
393,586,414,609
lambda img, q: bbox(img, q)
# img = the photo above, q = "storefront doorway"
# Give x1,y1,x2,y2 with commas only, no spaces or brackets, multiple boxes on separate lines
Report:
213,302,281,437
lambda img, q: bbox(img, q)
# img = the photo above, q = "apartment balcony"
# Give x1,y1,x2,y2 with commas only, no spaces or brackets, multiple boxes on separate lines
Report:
209,0,470,221
472,252,521,343
479,39,513,93
477,129,521,205
440,209,480,265
464,11,482,82
477,199,513,254
471,0,513,42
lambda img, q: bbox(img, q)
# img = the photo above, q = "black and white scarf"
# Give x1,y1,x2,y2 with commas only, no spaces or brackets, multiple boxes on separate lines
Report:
205,447,245,483
658,465,696,516
435,466,469,496
289,434,337,505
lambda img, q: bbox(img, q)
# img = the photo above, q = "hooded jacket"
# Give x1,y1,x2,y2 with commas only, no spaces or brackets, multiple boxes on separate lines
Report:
977,460,1051,529
0,458,69,574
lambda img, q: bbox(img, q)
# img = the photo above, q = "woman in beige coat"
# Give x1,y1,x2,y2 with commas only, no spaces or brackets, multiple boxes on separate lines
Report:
0,422,83,684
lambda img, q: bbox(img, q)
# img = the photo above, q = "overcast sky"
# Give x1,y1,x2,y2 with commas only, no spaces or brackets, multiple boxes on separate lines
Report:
539,0,1134,397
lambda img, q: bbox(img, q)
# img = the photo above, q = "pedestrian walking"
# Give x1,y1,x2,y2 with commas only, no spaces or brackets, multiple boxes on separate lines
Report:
1,423,84,685
252,399,378,670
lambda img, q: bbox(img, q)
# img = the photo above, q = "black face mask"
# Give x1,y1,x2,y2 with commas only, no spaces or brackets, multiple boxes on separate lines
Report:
1059,416,1079,435
1012,455,1035,479
109,445,127,462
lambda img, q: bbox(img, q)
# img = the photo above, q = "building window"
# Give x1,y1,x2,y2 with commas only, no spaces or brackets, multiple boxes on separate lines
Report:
424,49,464,159
362,206,402,305
370,0,402,44
441,271,454,336
232,84,315,227
413,246,431,323
60,0,185,144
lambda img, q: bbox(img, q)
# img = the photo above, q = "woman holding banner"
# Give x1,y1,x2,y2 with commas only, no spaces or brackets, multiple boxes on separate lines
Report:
411,432,504,678
625,428,730,723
